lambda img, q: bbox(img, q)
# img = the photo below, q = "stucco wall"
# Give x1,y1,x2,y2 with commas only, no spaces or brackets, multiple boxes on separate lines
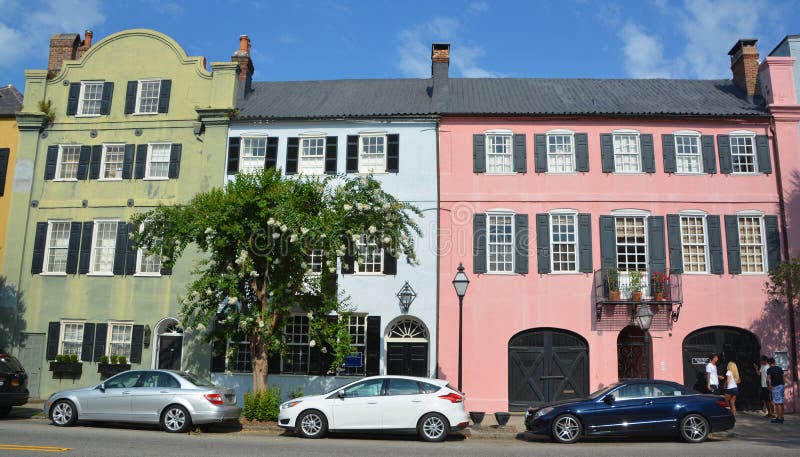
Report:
0,116,18,271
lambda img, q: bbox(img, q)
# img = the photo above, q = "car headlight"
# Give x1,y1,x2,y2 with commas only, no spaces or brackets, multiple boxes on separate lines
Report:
535,407,554,418
280,401,301,410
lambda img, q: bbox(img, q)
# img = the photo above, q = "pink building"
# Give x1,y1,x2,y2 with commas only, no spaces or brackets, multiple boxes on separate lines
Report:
436,39,800,414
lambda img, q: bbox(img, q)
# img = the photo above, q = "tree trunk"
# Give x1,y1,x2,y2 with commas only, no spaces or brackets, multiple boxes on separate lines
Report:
251,335,269,391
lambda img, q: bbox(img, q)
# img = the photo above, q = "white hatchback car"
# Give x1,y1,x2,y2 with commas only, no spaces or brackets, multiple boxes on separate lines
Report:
278,375,469,442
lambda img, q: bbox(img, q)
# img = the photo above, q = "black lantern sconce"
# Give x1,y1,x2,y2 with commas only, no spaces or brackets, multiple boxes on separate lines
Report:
396,282,417,313
143,325,152,348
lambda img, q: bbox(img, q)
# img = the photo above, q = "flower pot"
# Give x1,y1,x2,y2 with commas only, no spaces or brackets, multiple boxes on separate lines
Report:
469,411,485,429
631,291,643,301
609,290,621,301
654,292,664,301
494,412,511,427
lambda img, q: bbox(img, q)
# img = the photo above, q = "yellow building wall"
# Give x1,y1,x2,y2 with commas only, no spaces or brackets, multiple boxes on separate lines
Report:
0,116,19,271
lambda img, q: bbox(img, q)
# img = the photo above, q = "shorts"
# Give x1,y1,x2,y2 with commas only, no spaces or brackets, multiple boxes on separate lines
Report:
772,385,785,405
726,387,739,396
761,387,772,402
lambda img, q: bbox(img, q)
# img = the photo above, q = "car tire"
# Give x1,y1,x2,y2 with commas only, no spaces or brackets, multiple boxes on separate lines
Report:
296,409,328,439
551,414,582,444
679,413,709,443
50,400,77,427
0,405,12,418
418,412,450,442
161,404,192,433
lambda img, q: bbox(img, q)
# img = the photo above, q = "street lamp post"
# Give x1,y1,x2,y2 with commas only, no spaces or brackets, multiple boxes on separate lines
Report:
634,303,655,379
452,263,470,392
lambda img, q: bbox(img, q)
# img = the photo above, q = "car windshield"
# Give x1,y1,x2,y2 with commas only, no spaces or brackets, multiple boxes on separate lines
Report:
0,355,24,373
587,384,619,399
179,372,215,387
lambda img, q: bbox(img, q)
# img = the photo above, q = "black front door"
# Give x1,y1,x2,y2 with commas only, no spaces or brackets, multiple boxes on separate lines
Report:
618,326,652,380
509,329,589,411
158,335,182,370
386,342,428,377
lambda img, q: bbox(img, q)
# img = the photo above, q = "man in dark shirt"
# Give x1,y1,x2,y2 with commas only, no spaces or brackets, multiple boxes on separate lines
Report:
767,357,788,423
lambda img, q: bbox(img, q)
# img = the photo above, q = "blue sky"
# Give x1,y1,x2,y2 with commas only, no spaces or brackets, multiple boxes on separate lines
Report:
1,0,798,93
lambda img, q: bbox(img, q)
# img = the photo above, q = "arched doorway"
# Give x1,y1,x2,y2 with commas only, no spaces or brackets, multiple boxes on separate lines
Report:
508,328,589,411
617,326,652,380
153,318,183,370
385,317,429,377
682,326,761,410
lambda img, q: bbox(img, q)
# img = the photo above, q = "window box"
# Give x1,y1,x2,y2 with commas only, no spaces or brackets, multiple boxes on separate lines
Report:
49,361,83,376
97,363,131,376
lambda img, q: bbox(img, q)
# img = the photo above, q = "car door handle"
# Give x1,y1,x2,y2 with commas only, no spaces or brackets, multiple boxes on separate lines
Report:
160,391,170,394
368,402,378,404
411,400,423,403
643,400,653,405
122,391,131,395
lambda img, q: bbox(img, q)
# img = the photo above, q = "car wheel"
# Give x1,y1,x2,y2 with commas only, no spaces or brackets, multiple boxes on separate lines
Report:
296,410,328,439
0,405,12,417
50,400,77,427
418,412,449,442
161,405,192,433
551,414,582,444
680,414,709,443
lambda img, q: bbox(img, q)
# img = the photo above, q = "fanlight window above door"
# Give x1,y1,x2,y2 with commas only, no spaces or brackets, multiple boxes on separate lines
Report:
387,318,428,341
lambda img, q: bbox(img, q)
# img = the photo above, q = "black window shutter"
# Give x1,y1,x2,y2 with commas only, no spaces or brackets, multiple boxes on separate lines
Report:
124,81,137,114
121,144,135,179
387,134,400,173
160,247,173,276
534,134,547,173
100,82,114,115
324,136,338,174
724,215,741,274
65,222,82,274
473,213,487,273
578,213,593,272
134,144,147,179
77,145,91,180
46,322,60,360
130,325,144,363
89,145,103,180
157,79,171,113
575,133,589,172
0,148,9,196
44,145,59,180
346,135,359,173
93,324,108,361
648,216,666,274
666,214,683,274
512,134,526,173
168,143,182,178
600,134,614,173
383,250,397,275
267,350,281,374
227,137,240,175
514,213,528,274
641,134,655,173
662,134,676,173
756,135,772,174
701,135,716,174
66,83,80,116
707,215,724,274
285,137,299,175
265,137,279,170
112,223,128,275
125,223,138,275
341,250,355,274
473,134,486,173
31,222,48,274
365,316,381,376
536,213,550,274
81,323,95,362
765,215,780,271
78,221,94,274
599,215,617,269
718,135,732,174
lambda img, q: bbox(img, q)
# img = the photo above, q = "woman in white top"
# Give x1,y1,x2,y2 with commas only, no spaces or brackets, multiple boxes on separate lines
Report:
724,361,740,415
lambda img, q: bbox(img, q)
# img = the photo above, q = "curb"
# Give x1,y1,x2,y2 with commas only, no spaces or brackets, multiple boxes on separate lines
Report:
461,426,521,440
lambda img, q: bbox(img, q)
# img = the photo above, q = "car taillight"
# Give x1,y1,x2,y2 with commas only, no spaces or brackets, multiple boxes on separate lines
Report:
438,392,463,403
204,393,224,405
716,400,730,409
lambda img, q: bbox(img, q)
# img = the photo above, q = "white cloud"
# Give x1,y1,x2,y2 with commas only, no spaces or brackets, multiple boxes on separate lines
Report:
618,21,675,78
468,1,489,14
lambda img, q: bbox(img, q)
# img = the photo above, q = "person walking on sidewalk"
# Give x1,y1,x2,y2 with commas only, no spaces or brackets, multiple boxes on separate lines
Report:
767,357,788,423
724,361,740,415
754,355,774,417
706,354,723,395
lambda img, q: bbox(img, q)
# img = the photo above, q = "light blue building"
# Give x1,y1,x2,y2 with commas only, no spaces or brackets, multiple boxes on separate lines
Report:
770,34,800,102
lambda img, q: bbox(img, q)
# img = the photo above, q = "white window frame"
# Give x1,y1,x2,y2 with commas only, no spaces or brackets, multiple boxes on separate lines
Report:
729,130,758,174
99,143,125,181
144,142,171,180
612,209,650,297
545,129,576,174
298,136,326,175
42,220,71,275
239,135,268,174
485,130,514,174
88,219,119,276
549,209,579,273
358,134,387,174
226,338,252,373
58,320,85,360
612,129,642,174
106,321,134,359
134,222,162,277
736,210,767,274
486,210,515,274
356,235,384,275
76,81,104,117
340,314,367,376
134,79,161,115
673,130,703,175
678,210,710,274
55,145,81,181
282,315,310,374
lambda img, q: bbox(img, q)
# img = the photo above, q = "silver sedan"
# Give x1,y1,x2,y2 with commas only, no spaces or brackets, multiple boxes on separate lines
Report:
44,369,241,433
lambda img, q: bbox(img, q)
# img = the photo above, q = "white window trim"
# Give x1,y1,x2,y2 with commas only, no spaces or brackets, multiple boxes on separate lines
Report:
42,219,71,275
134,79,161,115
673,131,704,175
87,219,119,276
54,145,80,182
238,135,269,174
358,134,387,174
735,213,767,275
98,143,125,181
545,131,576,174
729,131,759,175
144,142,172,180
548,210,579,274
298,136,326,176
735,210,765,217
355,235,384,275
133,222,162,277
299,131,328,137
611,209,651,217
673,130,701,136
485,211,516,275
612,130,642,174
105,321,134,358
613,214,649,274
678,211,710,275
484,132,514,175
58,319,85,360
76,81,104,117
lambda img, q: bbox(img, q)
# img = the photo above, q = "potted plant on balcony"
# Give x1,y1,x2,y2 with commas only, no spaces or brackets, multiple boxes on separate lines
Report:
652,271,669,301
606,268,620,301
98,354,131,376
49,354,82,376
630,270,643,301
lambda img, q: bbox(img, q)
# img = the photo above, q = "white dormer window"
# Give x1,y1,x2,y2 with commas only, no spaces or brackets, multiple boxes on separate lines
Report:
613,131,641,173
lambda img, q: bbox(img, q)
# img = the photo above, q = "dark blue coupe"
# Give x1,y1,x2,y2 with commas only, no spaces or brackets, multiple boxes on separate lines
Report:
525,380,734,444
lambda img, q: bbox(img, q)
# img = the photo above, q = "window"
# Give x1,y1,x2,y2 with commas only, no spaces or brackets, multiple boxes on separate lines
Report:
615,216,647,272
227,338,252,373
135,80,161,114
738,215,765,273
104,371,143,389
44,221,71,274
730,134,757,174
136,228,162,275
107,322,133,359
240,137,267,173
357,235,383,274
359,135,386,173
282,315,309,374
91,220,118,274
488,213,514,272
486,134,513,173
140,371,180,388
613,133,641,173
59,321,84,358
299,137,325,175
145,143,171,179
56,145,81,180
101,144,125,180
550,213,578,272
547,133,575,173
308,249,323,274
340,315,366,376
675,134,702,174
386,378,421,395
680,215,708,273
343,378,383,397
78,81,104,116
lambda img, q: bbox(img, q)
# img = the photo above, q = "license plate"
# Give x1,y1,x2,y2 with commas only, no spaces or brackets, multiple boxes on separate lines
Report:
225,394,235,403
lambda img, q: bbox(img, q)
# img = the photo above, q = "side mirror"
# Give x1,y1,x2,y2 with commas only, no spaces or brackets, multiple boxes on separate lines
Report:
603,394,614,405
98,383,105,392
337,389,345,399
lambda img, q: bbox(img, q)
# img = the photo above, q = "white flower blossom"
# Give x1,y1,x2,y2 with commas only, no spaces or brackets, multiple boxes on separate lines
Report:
383,236,391,244
343,204,352,211
208,259,216,267
309,340,316,348
368,225,377,234
329,267,336,273
401,234,409,241
196,323,206,331
206,288,213,295
321,347,328,354
320,233,327,239
301,227,309,235
267,218,275,226
290,234,298,242
258,320,264,328
280,224,288,233
335,250,344,256
240,249,248,259
174,239,181,246
382,203,391,210
272,233,280,239
228,296,237,305
306,311,314,320
352,234,360,242
387,222,394,227
360,177,368,185
204,227,214,234
250,270,259,277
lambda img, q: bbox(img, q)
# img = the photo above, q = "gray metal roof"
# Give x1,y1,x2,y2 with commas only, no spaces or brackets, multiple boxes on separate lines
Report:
0,84,22,116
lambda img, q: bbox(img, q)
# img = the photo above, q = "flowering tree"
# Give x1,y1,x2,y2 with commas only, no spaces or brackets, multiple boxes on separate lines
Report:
132,169,421,390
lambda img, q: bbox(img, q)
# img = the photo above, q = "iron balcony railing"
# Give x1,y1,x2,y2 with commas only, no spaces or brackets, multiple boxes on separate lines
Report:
594,269,683,304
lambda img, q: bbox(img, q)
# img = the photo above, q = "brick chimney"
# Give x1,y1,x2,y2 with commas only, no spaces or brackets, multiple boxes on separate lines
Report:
431,43,450,107
231,35,254,94
47,30,93,78
729,38,760,97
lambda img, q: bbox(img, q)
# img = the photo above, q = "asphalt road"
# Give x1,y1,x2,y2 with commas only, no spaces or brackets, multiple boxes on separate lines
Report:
1,416,799,457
